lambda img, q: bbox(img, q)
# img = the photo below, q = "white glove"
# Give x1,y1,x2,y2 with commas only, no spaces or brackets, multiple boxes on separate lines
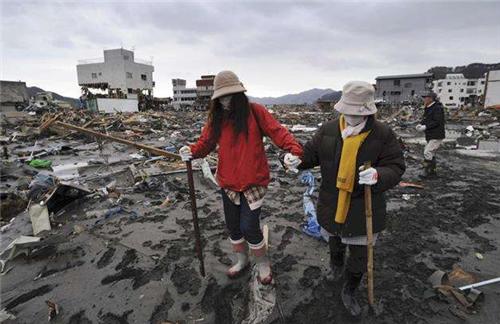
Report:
359,167,378,185
416,124,426,132
284,153,301,173
179,146,192,162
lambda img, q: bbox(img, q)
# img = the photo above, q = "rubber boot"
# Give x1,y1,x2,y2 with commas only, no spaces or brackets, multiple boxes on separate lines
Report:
252,245,272,285
429,157,437,177
328,236,345,281
341,271,363,317
419,159,433,179
227,240,250,278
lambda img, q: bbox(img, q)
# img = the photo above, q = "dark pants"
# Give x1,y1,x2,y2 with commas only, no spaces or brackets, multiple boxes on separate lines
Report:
330,236,367,274
221,190,263,246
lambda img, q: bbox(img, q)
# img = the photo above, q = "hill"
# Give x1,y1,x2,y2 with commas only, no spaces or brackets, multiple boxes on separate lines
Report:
249,88,336,105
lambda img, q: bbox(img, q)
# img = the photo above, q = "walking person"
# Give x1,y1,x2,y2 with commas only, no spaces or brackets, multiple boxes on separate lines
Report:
416,91,446,178
179,71,303,285
285,81,405,316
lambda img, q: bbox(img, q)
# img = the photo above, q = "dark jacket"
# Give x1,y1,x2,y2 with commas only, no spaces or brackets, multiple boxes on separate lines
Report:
299,117,405,237
420,101,446,141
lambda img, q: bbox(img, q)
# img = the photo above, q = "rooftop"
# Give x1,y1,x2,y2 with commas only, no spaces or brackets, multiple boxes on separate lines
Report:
376,73,433,80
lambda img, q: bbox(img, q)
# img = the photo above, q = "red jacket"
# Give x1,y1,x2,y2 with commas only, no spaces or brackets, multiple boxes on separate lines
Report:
190,103,303,191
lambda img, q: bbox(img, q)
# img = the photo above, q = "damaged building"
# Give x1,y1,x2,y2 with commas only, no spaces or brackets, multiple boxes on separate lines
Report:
77,48,154,113
375,73,434,105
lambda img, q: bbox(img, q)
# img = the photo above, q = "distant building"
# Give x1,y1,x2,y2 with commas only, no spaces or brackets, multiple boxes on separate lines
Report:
172,79,197,108
375,73,433,105
484,70,500,109
0,81,28,111
432,73,486,108
172,75,215,110
194,75,215,109
77,48,154,100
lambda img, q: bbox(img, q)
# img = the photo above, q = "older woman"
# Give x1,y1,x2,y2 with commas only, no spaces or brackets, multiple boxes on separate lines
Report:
285,81,405,316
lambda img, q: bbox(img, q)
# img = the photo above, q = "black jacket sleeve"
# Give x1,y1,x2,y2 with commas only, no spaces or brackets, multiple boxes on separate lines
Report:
373,128,406,193
298,126,323,170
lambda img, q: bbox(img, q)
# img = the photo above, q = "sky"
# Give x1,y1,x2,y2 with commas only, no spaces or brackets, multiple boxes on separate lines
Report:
1,0,499,98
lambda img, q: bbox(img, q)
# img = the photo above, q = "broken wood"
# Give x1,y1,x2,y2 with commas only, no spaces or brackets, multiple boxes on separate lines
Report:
363,161,375,309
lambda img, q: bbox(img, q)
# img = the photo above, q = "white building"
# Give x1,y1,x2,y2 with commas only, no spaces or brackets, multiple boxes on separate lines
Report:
433,73,485,108
172,79,197,108
77,48,154,99
484,70,500,108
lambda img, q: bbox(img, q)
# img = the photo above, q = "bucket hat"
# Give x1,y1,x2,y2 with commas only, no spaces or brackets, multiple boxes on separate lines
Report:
334,81,377,116
212,71,247,100
421,90,437,99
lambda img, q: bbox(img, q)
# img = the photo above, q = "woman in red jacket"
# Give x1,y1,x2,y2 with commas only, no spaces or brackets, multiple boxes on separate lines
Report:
179,71,303,284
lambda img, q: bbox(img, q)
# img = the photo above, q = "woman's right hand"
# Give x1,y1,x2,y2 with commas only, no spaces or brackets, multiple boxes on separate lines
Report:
179,146,192,161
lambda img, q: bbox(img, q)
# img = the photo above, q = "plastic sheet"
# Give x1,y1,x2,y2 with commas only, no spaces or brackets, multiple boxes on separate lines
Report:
300,171,327,242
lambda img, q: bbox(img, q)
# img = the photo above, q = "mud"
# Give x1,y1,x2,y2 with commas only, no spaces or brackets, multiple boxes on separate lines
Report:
1,109,499,323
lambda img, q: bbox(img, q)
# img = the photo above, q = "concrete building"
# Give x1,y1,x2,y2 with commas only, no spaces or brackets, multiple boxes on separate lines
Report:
375,73,433,105
194,75,215,110
484,70,500,108
0,81,28,111
77,48,154,100
432,73,486,108
172,79,197,109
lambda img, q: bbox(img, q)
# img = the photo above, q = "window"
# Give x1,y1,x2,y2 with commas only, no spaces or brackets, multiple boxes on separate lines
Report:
449,96,454,100
460,97,465,102
404,82,412,88
128,88,133,94
411,90,415,95
478,89,482,93
141,74,147,81
91,73,97,79
98,72,102,76
447,82,451,85
390,91,401,95
437,82,442,87
467,81,476,86
382,91,386,96
448,89,452,93
460,89,464,93
124,55,129,60
126,72,133,79
439,89,442,93
481,81,485,84
393,80,401,86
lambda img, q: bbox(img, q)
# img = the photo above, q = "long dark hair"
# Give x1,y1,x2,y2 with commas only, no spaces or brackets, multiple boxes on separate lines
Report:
207,92,250,143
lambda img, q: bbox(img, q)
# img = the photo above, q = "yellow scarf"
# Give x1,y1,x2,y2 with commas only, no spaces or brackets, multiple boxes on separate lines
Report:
335,115,370,224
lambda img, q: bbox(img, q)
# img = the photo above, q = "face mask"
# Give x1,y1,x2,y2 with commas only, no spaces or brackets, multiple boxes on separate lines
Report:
219,96,232,110
344,114,366,126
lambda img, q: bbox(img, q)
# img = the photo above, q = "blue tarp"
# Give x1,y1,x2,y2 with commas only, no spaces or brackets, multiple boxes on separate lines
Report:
300,171,327,242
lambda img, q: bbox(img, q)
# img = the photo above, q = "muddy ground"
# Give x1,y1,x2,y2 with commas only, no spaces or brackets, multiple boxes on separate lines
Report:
1,110,499,324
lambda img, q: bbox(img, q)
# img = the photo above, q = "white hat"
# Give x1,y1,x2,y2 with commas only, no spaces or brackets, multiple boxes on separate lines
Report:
211,70,247,100
334,81,378,116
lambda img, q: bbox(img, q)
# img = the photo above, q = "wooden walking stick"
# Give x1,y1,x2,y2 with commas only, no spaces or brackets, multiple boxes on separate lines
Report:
363,161,375,309
186,160,206,277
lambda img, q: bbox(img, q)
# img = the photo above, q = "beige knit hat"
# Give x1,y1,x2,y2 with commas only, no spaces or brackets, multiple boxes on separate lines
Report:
334,81,377,116
211,70,247,100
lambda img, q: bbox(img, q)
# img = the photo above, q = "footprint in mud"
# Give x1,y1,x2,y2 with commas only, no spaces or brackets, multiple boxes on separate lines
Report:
150,289,174,324
274,255,298,274
68,310,93,324
299,266,322,288
115,249,138,270
277,226,300,251
98,310,133,324
96,247,116,269
171,265,201,296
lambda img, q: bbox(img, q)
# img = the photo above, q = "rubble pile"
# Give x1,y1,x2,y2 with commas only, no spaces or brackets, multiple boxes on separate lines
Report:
0,105,499,323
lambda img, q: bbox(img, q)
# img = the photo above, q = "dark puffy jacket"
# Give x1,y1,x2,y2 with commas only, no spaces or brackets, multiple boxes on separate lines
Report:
421,101,446,141
299,117,405,237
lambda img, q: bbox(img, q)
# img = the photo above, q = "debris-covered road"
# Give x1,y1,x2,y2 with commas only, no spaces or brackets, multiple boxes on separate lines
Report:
1,107,499,323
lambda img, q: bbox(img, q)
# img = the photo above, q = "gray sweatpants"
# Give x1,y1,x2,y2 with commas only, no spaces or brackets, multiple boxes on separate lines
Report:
424,139,443,160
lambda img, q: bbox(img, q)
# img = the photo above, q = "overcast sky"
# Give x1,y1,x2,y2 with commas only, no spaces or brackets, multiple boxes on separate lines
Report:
1,0,499,98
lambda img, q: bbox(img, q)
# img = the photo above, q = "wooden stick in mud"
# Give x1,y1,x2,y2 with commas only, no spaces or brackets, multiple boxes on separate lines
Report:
363,161,375,308
186,160,206,277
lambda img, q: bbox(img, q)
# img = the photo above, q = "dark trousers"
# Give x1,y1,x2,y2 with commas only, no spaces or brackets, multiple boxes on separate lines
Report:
221,190,263,245
330,236,367,274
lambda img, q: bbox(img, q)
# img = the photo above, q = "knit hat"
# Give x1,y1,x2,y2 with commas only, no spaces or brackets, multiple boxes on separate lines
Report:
334,81,377,116
211,70,247,100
